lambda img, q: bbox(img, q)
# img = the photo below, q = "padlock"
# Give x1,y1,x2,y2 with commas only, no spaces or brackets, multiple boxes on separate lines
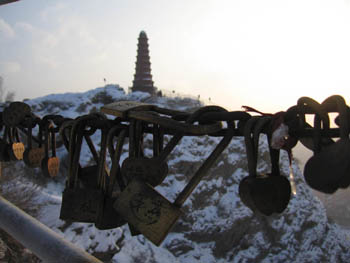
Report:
23,116,45,168
59,117,104,189
123,106,223,187
41,120,59,178
114,106,235,246
60,116,104,222
95,125,127,230
304,95,350,193
2,101,32,127
239,116,291,215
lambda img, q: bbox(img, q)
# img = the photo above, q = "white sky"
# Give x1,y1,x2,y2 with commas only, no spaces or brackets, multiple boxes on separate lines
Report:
1,0,350,113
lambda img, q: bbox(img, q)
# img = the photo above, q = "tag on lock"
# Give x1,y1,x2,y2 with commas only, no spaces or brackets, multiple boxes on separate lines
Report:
6,127,25,161
12,142,25,160
114,106,235,245
10,127,25,161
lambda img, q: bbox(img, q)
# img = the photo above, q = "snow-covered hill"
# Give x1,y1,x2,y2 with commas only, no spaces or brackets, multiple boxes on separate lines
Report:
7,85,350,262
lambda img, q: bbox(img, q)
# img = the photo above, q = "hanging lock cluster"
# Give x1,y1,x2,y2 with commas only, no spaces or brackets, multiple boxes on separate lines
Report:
0,95,349,246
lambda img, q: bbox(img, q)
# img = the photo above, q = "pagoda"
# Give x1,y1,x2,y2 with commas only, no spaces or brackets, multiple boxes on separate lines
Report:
131,31,157,95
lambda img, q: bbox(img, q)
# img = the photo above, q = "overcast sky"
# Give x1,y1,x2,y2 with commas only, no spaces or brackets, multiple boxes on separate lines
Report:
1,0,350,112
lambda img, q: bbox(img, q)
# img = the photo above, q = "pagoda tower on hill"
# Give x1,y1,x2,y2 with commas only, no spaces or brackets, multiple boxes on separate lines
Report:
131,31,157,95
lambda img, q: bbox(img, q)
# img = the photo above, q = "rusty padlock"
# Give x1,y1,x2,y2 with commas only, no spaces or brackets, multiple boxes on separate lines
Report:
122,119,169,187
95,125,127,230
304,95,350,193
114,106,235,246
59,116,106,189
239,116,291,215
59,116,104,222
2,101,32,128
122,105,223,187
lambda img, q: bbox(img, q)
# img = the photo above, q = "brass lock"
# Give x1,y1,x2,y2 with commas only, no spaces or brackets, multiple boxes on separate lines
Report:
114,106,235,246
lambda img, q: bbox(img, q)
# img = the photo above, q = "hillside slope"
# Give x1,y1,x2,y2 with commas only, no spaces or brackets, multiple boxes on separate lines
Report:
4,85,350,263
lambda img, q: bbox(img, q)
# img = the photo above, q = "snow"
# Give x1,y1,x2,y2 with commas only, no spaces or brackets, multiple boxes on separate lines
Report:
6,84,350,262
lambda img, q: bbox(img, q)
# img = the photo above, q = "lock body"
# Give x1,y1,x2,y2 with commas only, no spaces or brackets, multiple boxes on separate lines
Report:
121,157,168,186
114,179,182,246
60,188,103,223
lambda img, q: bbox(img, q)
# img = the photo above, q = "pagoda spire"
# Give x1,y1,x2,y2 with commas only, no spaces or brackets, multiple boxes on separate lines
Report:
131,31,157,95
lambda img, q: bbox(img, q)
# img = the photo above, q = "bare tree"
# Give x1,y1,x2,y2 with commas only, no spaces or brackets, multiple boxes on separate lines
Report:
0,76,15,102
0,76,4,102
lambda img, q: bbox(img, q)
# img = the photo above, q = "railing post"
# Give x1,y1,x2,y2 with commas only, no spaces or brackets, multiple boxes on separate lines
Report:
0,195,103,263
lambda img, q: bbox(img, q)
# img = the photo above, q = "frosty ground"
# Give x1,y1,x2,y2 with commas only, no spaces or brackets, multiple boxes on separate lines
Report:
2,85,350,263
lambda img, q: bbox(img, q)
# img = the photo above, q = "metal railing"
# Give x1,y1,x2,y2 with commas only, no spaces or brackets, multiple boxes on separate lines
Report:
0,195,102,263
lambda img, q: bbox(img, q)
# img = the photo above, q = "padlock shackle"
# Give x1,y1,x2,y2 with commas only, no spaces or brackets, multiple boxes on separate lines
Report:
244,116,260,177
42,121,53,159
97,127,109,190
107,124,122,157
129,119,137,158
26,117,33,150
68,117,91,188
152,124,164,157
50,126,56,157
253,116,282,176
321,95,349,139
156,106,226,164
297,97,330,129
108,127,127,195
58,120,74,150
297,97,333,153
174,108,236,207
